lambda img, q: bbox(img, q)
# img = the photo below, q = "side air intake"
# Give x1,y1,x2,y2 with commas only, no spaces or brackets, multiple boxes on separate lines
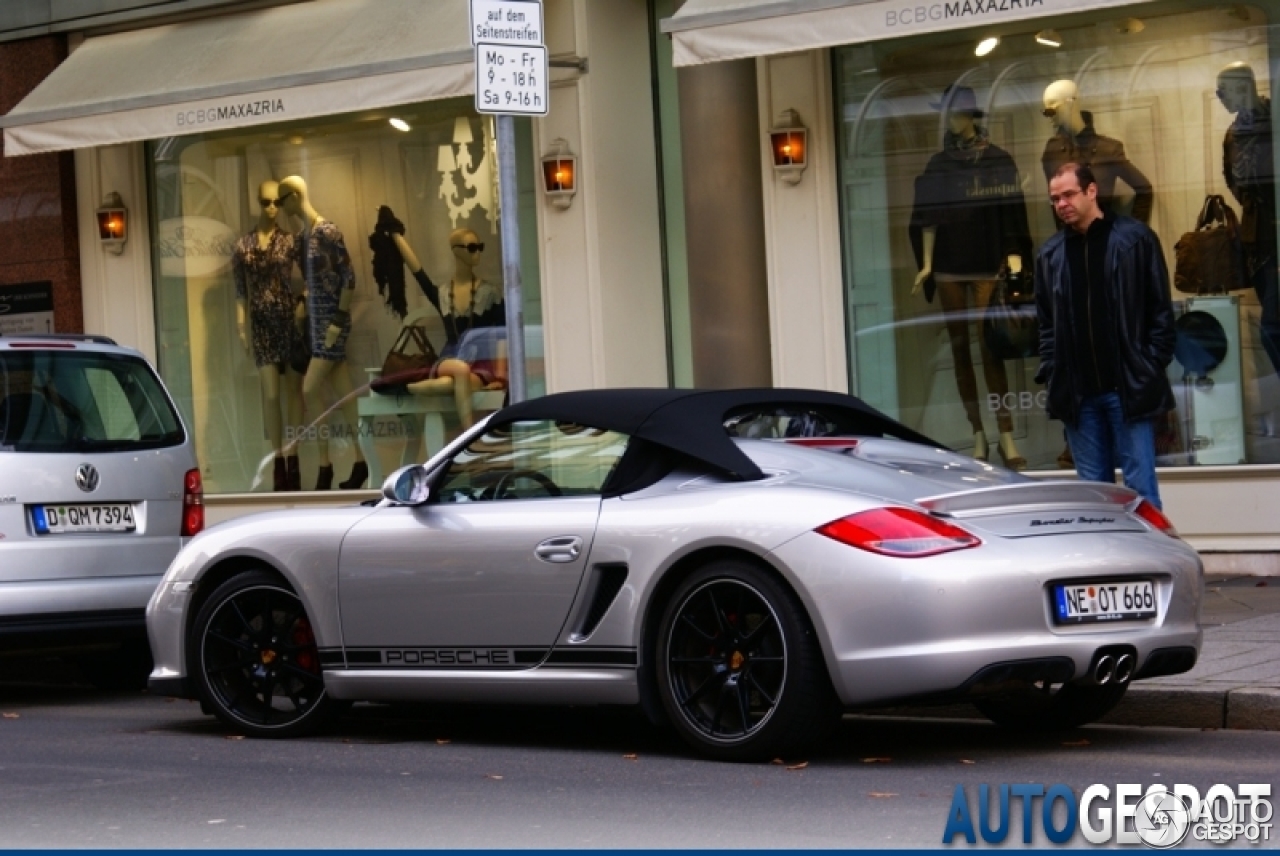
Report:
569,564,629,642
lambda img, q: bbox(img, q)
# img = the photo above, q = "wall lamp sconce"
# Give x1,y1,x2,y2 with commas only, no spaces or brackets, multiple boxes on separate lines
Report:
541,138,578,210
769,109,808,185
96,192,127,254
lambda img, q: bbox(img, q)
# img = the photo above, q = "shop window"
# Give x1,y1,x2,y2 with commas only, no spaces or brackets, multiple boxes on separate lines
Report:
835,3,1280,469
146,100,543,494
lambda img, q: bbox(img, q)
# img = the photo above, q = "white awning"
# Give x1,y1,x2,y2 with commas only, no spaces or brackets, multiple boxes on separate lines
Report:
662,0,1155,66
1,0,474,156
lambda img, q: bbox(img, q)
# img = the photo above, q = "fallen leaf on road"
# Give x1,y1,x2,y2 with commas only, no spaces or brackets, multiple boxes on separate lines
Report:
869,792,898,798
786,761,809,771
2,713,18,719
485,774,504,780
861,757,892,764
436,738,451,745
960,759,976,765
770,758,785,765
1061,739,1090,747
224,735,245,741
164,697,178,703
623,753,638,761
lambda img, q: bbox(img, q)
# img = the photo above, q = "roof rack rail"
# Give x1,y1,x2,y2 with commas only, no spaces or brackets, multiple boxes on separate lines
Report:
0,333,118,346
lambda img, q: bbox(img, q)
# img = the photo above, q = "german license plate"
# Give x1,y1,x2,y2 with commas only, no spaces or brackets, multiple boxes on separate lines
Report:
32,503,135,534
1053,580,1156,624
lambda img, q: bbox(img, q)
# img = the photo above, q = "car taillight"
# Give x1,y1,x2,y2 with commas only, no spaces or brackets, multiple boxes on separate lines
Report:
182,468,204,537
1132,499,1177,537
816,507,980,557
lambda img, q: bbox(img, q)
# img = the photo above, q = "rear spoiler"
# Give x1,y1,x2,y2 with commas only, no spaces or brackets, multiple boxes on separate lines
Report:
918,481,1140,517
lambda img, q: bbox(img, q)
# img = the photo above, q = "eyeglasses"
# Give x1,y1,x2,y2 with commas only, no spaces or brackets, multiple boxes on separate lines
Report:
259,198,279,207
276,190,297,206
452,242,485,253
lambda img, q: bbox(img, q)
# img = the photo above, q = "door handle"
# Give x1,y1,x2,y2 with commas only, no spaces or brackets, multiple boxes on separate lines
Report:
535,535,583,564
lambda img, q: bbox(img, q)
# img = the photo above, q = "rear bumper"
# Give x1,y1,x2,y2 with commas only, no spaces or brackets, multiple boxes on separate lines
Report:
0,575,160,651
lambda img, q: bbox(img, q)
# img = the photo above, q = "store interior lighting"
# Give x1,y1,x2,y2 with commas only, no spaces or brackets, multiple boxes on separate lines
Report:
389,117,411,132
1035,29,1062,47
975,36,1000,56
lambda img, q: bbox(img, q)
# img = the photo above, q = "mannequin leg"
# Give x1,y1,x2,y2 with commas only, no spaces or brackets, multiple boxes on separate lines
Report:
302,357,338,488
971,281,1025,470
412,359,483,428
936,281,987,458
284,366,304,489
259,364,286,490
326,362,368,489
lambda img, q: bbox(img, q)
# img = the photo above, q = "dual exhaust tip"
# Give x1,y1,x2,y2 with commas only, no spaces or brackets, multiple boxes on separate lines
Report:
1092,652,1135,685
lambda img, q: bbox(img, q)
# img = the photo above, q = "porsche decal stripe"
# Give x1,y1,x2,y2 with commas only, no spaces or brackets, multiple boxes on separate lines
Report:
326,646,637,670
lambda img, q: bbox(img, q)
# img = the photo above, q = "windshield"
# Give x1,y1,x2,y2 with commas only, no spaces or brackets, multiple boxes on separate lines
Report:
0,350,185,453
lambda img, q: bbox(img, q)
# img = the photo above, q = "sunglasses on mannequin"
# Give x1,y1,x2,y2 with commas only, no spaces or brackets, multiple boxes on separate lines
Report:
1041,107,1057,118
259,197,279,207
276,190,297,206
452,242,485,253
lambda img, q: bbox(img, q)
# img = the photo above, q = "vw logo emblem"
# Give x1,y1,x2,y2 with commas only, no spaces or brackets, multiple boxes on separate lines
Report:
75,464,100,493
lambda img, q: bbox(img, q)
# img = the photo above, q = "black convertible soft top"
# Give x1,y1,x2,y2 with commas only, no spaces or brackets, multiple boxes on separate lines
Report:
495,387,941,482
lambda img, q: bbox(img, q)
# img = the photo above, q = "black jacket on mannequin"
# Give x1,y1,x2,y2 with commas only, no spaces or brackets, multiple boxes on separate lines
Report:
909,131,1033,278
1223,97,1277,271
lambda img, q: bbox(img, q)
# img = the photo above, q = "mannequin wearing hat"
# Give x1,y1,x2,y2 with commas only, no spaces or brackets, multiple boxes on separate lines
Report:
909,84,1030,469
1217,62,1280,375
1041,80,1154,224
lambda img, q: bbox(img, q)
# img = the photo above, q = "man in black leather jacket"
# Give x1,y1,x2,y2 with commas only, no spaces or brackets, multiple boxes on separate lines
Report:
1034,162,1176,508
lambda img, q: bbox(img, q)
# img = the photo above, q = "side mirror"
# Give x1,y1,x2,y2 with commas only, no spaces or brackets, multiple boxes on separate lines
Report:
383,464,432,505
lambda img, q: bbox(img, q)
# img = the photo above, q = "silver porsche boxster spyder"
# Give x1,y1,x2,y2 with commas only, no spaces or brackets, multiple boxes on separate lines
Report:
146,389,1201,761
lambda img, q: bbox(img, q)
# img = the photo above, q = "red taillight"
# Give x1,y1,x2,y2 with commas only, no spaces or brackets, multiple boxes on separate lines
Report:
816,507,980,557
182,468,204,537
1133,499,1177,537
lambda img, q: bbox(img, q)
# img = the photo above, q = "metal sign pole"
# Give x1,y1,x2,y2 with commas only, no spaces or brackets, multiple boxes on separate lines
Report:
496,113,527,404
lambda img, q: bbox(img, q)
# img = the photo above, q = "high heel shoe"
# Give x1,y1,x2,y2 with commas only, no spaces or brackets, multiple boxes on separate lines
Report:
314,464,334,491
272,457,287,492
339,460,368,490
286,455,301,491
997,445,1028,471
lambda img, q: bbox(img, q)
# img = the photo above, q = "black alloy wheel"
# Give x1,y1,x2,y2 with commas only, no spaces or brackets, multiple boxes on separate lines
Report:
191,569,336,738
655,560,839,762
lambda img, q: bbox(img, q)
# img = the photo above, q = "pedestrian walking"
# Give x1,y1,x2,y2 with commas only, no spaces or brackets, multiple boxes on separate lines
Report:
1034,162,1177,507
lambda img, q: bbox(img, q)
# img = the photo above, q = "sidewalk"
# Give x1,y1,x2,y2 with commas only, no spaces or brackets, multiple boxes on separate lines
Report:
1103,574,1280,730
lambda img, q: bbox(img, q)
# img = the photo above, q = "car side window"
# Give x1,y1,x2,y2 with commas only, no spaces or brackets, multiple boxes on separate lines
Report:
436,420,629,503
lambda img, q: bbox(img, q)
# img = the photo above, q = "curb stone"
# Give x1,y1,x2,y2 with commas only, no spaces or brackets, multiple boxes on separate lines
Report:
1225,687,1280,730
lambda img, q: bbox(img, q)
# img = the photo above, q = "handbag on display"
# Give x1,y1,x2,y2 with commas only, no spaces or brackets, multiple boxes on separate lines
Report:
982,270,1038,362
1173,195,1248,295
288,319,312,375
371,325,439,395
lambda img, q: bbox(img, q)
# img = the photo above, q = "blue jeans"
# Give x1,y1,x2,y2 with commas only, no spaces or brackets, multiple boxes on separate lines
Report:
1065,393,1163,509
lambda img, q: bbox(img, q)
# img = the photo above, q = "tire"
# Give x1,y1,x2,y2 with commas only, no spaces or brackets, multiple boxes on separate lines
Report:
974,682,1128,731
190,569,337,738
655,560,840,762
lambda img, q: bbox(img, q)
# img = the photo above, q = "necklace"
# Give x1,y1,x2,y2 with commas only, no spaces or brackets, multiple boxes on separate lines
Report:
447,276,477,344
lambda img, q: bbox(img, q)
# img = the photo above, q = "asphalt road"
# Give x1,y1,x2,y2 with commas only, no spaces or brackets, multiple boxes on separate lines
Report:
0,668,1277,848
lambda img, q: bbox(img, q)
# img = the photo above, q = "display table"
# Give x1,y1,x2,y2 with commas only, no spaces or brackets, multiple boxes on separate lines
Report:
357,369,505,483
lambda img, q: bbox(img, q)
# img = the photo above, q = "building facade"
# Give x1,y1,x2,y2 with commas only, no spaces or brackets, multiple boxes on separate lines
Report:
1,0,1277,554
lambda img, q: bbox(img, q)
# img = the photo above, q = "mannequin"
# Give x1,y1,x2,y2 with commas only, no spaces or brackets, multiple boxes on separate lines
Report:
277,175,368,490
909,85,1029,469
394,226,506,428
231,180,303,491
1041,80,1154,223
1218,62,1280,375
